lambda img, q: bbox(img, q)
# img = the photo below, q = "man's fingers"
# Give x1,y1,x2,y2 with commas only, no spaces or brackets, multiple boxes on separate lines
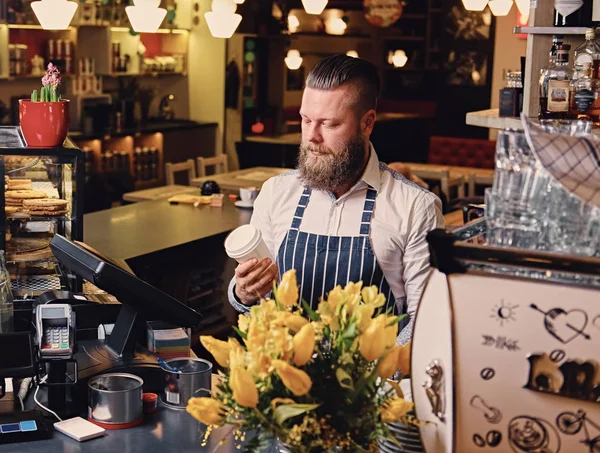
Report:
235,258,259,278
243,259,273,285
250,264,279,295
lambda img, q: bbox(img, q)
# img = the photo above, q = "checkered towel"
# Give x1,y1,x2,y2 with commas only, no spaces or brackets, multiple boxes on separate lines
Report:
522,115,600,209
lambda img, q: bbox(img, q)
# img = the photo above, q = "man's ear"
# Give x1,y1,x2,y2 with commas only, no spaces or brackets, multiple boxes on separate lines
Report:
362,109,376,135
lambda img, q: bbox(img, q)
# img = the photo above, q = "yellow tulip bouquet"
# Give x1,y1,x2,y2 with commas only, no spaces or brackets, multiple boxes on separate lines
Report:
186,269,413,453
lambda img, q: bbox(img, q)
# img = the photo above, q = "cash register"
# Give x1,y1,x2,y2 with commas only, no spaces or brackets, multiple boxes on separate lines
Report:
0,234,202,436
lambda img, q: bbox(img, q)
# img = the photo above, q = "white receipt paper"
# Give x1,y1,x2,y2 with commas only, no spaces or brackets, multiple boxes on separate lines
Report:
54,417,105,442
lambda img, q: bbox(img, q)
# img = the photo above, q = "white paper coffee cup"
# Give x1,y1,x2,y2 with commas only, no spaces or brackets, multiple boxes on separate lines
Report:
224,224,273,264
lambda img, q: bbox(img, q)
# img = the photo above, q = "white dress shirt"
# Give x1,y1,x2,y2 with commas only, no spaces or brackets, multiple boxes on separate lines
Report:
228,146,444,342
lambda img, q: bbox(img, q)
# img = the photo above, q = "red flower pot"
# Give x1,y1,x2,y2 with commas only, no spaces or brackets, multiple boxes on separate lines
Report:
19,99,70,148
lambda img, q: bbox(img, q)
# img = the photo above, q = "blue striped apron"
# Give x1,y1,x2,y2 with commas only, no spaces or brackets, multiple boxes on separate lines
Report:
276,187,400,316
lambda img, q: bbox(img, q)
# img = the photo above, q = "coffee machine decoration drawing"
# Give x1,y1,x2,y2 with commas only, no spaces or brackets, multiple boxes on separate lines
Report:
423,358,445,422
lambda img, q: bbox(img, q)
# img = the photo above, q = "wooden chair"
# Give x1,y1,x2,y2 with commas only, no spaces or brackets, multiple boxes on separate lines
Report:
197,155,228,178
165,159,196,185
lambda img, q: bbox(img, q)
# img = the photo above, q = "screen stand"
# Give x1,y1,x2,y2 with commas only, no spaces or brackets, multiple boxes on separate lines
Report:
106,305,145,358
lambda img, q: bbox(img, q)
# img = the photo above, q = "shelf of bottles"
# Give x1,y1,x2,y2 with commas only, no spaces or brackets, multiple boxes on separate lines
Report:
77,132,164,190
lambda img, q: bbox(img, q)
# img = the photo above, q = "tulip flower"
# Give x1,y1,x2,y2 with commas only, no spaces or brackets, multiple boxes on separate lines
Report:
284,313,309,333
272,360,312,396
361,285,386,308
376,344,402,379
381,398,414,423
359,317,387,362
186,397,226,426
230,366,259,408
292,323,315,366
397,341,411,375
277,269,299,306
354,304,375,332
200,336,230,368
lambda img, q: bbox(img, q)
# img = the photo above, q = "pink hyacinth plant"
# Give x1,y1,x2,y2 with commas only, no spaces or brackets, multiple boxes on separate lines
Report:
31,63,62,102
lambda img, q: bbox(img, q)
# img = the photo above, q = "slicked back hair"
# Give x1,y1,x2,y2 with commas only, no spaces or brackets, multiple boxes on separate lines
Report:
305,54,380,117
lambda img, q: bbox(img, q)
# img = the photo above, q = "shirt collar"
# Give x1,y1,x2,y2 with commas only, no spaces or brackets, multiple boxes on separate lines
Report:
360,142,381,192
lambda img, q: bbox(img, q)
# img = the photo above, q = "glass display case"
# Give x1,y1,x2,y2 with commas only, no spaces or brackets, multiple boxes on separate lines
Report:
0,126,84,301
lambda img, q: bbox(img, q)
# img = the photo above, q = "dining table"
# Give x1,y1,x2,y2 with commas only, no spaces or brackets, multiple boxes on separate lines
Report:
190,166,291,191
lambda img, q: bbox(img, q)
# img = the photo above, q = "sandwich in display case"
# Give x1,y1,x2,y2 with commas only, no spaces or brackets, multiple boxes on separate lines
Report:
0,126,84,300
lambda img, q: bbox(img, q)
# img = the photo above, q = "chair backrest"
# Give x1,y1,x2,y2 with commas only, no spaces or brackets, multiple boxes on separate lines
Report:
429,136,496,169
165,159,196,185
197,155,228,177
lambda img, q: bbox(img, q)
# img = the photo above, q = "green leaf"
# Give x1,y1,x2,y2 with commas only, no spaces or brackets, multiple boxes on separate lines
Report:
301,299,320,321
336,367,354,390
273,403,319,425
31,90,38,102
232,325,247,340
386,314,407,327
340,320,357,340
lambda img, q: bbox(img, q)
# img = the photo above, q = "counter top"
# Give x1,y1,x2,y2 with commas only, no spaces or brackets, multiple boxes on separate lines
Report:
83,198,251,267
70,120,218,142
0,405,242,453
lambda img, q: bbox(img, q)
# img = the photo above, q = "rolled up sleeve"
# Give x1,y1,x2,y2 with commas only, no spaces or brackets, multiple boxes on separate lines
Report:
227,177,276,313
397,192,444,343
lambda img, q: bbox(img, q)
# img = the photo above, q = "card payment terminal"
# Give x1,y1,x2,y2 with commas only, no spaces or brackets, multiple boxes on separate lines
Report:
35,304,75,357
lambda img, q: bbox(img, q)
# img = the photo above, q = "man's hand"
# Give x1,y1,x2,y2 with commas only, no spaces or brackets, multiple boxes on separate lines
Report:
234,258,279,305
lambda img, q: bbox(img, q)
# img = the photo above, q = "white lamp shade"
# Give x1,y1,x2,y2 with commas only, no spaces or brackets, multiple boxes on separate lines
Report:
488,0,513,15
204,11,242,38
301,0,327,15
31,0,78,30
392,50,408,68
126,3,167,33
514,0,530,15
346,50,359,58
462,0,488,11
285,50,303,70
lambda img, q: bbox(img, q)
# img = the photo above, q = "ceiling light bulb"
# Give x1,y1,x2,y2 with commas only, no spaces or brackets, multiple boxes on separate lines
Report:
346,50,358,58
288,14,300,33
285,49,303,70
392,50,408,68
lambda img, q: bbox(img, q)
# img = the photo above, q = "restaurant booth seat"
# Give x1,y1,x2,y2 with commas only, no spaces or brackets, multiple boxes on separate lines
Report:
428,135,496,169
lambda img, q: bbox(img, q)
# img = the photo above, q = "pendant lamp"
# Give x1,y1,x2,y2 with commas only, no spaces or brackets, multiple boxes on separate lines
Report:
205,0,242,38
31,0,78,30
126,0,167,33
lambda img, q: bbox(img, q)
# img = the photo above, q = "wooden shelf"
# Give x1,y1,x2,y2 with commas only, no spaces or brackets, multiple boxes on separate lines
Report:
465,109,523,130
513,26,589,35
382,36,426,41
290,32,371,39
399,14,427,19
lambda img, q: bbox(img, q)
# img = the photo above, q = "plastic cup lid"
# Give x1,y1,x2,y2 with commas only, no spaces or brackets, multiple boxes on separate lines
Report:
224,224,261,258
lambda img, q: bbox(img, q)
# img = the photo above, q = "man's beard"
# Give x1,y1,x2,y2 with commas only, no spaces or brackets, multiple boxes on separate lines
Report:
297,134,366,193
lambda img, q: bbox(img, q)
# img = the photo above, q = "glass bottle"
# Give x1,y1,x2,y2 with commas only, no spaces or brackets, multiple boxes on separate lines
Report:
539,35,563,117
0,251,14,333
540,44,572,120
574,28,600,79
570,63,600,125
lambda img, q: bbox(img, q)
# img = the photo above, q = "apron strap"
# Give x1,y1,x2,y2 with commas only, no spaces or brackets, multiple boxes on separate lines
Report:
289,188,312,231
359,188,377,236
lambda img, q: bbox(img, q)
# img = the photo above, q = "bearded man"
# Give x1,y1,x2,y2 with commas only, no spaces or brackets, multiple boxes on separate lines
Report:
228,55,443,343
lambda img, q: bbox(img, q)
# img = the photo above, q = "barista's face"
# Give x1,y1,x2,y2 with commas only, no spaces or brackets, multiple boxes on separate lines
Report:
298,84,375,193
